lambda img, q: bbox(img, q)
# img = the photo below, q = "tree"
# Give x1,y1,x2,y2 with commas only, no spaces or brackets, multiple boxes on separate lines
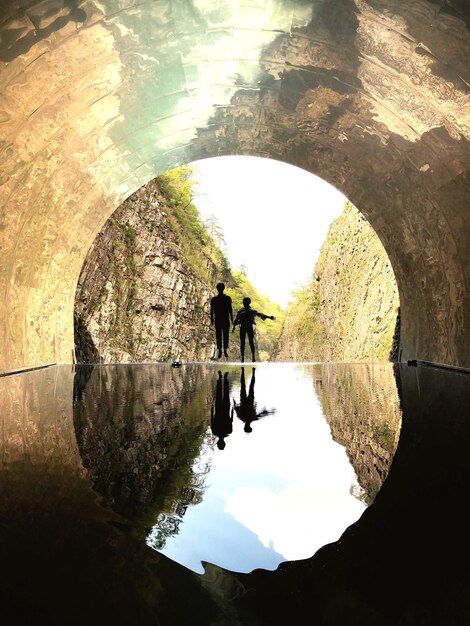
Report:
204,214,226,250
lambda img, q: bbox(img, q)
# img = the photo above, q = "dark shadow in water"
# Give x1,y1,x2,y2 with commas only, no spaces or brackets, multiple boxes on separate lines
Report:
225,363,470,625
1,362,470,624
232,366,276,433
210,370,233,450
0,364,218,626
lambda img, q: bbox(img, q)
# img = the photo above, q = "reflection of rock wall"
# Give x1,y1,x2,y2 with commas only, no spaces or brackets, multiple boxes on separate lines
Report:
0,365,212,624
310,363,402,504
0,366,81,471
73,364,214,524
74,180,218,363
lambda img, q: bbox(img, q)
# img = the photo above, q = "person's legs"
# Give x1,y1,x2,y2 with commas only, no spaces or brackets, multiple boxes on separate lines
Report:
240,327,246,362
240,367,246,402
215,323,222,357
247,326,256,361
248,369,255,400
222,320,230,356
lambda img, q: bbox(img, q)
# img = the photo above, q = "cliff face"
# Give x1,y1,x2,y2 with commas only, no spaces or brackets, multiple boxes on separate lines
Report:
74,177,218,363
76,183,397,365
74,169,284,363
276,202,400,362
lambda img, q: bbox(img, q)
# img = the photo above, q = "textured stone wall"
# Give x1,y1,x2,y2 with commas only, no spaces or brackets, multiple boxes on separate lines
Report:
0,1,469,372
74,181,216,363
276,202,400,362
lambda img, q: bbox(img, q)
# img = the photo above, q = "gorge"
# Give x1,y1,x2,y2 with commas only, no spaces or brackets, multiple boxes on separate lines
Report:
75,166,399,364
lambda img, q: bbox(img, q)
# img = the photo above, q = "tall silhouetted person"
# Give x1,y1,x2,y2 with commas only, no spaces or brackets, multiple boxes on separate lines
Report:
232,367,275,433
210,370,233,449
210,282,233,359
232,297,275,362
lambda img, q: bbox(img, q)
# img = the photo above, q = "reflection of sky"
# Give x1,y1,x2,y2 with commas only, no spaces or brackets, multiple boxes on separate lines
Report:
150,363,366,574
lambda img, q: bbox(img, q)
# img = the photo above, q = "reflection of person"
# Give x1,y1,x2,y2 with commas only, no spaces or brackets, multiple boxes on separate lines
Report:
210,283,233,359
232,367,275,433
232,297,275,363
210,371,233,449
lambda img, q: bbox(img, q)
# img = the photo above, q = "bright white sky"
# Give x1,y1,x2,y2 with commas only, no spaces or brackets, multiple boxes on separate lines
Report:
190,156,346,308
153,363,366,573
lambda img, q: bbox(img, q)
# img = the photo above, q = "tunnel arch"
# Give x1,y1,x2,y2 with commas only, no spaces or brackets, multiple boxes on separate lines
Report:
0,0,469,373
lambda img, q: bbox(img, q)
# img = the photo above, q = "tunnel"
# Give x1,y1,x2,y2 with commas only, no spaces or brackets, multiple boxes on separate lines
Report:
0,0,469,375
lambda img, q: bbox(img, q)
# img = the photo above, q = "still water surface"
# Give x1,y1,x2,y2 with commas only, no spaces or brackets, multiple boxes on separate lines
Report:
3,361,470,625
72,362,401,574
149,365,370,572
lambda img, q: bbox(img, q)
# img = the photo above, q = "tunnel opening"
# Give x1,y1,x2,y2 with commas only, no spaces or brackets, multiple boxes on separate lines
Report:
73,155,401,366
1,1,469,619
70,154,403,574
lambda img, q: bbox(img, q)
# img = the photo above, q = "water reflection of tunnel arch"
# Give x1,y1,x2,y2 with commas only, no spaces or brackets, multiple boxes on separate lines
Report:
72,362,402,567
0,0,469,372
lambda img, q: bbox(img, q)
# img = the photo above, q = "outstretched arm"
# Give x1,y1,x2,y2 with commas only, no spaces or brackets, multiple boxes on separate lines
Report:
256,311,276,321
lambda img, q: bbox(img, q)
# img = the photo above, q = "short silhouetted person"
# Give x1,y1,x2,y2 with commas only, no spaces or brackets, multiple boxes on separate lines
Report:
232,297,275,363
210,370,233,449
232,367,275,433
210,283,233,359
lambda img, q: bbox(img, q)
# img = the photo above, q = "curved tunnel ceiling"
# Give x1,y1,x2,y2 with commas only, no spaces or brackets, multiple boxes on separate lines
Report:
0,0,469,372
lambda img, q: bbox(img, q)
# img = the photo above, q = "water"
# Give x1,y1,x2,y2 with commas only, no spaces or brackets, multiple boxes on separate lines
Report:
143,363,397,573
2,361,469,625
72,362,400,575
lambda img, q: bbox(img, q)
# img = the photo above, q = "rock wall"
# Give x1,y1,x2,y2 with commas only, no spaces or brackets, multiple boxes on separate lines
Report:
277,202,400,362
74,179,218,363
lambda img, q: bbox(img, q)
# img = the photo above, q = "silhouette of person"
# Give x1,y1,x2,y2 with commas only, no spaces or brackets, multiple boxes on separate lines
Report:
210,370,233,449
232,297,275,363
232,367,275,433
210,282,233,359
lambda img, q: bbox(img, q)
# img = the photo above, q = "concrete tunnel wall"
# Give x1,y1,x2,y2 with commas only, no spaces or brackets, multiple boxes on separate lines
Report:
0,0,469,373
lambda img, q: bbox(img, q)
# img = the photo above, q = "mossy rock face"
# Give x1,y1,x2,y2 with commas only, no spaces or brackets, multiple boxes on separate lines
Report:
74,170,218,363
74,168,284,363
276,202,400,363
76,182,398,364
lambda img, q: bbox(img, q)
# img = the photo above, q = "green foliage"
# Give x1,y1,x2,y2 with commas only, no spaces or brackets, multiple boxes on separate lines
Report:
154,167,285,360
155,167,230,284
84,165,284,362
103,219,140,353
278,279,326,360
